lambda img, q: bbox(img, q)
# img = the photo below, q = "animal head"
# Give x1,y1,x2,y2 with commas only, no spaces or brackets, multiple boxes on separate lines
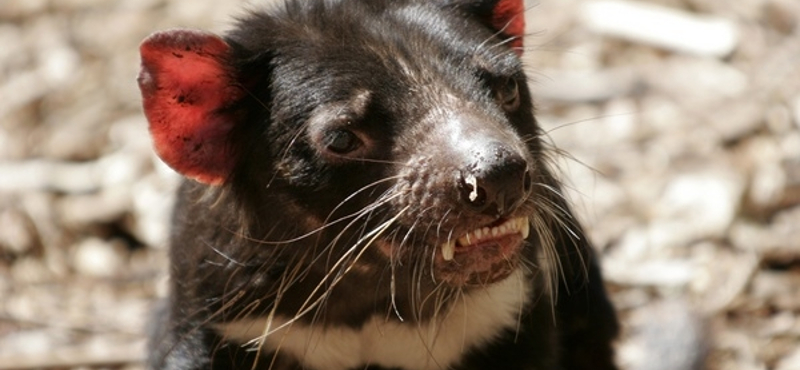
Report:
138,0,571,313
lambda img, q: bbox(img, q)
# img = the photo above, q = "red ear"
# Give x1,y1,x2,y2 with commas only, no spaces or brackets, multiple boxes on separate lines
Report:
491,0,525,53
138,29,246,185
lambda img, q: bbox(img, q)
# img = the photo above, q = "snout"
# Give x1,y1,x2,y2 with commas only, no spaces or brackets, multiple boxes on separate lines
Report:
389,111,535,285
456,141,532,218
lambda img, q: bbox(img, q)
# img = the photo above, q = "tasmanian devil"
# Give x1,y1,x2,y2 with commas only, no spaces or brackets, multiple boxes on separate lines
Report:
137,0,619,369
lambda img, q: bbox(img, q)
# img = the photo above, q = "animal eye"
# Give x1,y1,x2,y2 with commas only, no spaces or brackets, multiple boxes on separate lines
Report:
323,129,361,154
495,77,520,112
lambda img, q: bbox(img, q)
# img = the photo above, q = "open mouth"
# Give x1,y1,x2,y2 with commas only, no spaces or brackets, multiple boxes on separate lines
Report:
440,217,530,261
374,216,530,286
434,216,530,286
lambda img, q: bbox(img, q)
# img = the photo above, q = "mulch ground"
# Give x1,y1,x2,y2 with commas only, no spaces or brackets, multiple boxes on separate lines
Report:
1,1,798,369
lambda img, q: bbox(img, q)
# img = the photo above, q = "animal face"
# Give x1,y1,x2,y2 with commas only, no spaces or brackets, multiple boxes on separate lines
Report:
139,0,556,299
247,5,543,288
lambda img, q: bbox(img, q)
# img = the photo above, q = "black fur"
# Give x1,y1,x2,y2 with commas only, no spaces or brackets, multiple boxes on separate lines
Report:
145,0,619,369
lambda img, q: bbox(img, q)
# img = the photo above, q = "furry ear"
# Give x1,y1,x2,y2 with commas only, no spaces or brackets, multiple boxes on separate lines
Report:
138,29,246,185
447,0,526,53
490,0,525,52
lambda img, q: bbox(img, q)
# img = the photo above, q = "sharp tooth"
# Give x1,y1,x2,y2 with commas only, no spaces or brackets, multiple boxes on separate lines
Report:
513,218,520,231
491,227,499,236
441,240,455,261
521,218,530,239
475,228,483,239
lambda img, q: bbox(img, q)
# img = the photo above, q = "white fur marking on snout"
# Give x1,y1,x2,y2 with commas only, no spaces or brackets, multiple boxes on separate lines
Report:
217,270,530,370
466,174,479,202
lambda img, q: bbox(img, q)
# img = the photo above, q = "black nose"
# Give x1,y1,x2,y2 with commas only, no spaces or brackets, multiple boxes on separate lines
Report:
457,143,531,218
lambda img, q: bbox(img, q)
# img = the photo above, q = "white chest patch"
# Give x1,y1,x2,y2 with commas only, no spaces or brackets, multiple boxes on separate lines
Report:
216,270,530,370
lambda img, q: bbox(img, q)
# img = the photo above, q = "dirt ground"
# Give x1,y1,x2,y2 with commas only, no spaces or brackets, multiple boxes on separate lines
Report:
1,0,798,369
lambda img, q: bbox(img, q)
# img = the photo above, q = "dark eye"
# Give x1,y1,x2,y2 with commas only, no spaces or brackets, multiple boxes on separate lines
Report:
495,77,520,112
323,129,361,154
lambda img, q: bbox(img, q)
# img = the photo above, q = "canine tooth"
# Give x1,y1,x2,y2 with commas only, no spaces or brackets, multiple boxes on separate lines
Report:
521,218,530,239
441,240,455,261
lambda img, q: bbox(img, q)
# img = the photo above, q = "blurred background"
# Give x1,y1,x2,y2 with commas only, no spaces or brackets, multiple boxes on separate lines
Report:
0,0,798,369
